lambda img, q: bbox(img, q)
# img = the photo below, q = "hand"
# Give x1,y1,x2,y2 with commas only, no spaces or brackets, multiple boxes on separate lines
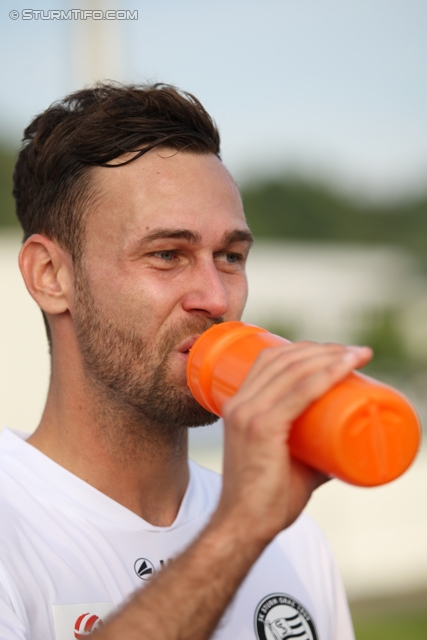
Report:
95,342,372,640
215,341,372,544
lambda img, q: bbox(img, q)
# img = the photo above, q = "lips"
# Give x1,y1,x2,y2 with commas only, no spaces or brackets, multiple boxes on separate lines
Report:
177,336,200,355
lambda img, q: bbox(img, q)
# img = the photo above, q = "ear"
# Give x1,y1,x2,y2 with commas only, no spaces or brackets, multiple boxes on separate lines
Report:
19,234,73,315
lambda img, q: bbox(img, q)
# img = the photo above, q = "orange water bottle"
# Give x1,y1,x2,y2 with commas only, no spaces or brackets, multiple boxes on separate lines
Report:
187,322,421,486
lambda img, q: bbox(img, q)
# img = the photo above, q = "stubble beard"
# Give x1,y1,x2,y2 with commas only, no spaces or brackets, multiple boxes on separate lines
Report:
73,267,220,438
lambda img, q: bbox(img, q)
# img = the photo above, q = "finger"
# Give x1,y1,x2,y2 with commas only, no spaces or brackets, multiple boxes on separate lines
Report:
229,345,371,413
240,341,371,393
240,341,342,387
242,349,370,430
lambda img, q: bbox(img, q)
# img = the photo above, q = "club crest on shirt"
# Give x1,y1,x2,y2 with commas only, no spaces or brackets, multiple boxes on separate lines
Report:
254,593,318,640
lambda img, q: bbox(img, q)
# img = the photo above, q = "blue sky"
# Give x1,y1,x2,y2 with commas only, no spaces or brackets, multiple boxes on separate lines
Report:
1,0,426,198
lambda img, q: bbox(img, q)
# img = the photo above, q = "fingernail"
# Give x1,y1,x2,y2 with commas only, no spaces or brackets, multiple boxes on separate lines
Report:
343,351,359,362
343,346,371,361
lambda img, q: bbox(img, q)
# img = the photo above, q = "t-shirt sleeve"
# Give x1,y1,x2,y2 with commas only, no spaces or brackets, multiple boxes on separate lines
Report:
279,513,356,640
327,546,356,640
306,516,355,640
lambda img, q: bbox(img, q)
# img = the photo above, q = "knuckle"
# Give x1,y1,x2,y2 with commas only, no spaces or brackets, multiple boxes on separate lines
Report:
292,377,314,400
245,413,269,439
254,346,283,365
326,357,350,378
223,401,268,439
222,401,250,428
281,358,307,378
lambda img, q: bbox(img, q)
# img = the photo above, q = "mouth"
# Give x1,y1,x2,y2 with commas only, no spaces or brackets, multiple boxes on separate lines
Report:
177,336,200,358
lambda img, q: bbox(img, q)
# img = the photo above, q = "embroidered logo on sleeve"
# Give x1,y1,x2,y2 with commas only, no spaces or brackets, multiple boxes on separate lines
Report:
52,602,115,640
254,594,318,640
74,612,104,638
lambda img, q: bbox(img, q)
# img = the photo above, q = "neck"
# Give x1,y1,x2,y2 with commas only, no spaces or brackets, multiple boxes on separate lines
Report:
28,349,190,527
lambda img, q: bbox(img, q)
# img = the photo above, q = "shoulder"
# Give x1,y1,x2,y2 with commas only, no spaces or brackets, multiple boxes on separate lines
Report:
288,511,330,540
277,512,335,560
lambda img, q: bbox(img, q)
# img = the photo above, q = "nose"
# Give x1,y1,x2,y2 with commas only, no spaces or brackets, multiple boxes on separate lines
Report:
181,260,229,319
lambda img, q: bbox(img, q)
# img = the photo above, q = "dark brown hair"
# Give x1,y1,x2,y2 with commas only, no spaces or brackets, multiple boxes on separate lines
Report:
13,82,221,261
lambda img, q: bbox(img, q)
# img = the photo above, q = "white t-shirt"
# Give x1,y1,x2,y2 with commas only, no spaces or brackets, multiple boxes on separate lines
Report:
0,429,354,640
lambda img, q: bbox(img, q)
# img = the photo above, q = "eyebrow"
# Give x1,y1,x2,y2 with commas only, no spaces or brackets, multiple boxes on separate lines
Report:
143,228,202,244
221,229,254,247
141,227,254,247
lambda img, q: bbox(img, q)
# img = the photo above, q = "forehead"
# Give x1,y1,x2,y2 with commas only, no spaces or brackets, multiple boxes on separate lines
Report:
86,149,248,249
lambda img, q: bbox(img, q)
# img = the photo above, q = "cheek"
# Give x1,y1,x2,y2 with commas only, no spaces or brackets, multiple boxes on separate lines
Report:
224,273,249,318
102,272,182,334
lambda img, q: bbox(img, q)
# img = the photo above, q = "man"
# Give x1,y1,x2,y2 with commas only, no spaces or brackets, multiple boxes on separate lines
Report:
1,83,371,639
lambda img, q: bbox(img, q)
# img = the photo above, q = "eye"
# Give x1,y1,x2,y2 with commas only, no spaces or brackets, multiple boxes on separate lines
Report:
225,253,241,263
220,252,244,264
214,251,245,270
154,250,176,261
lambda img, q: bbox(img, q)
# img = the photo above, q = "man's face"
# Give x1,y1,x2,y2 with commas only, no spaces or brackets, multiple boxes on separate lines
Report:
72,149,252,429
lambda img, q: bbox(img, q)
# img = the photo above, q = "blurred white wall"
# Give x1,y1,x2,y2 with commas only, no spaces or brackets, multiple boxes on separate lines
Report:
1,231,426,600
242,240,421,343
0,232,50,433
190,423,427,601
3,233,421,431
